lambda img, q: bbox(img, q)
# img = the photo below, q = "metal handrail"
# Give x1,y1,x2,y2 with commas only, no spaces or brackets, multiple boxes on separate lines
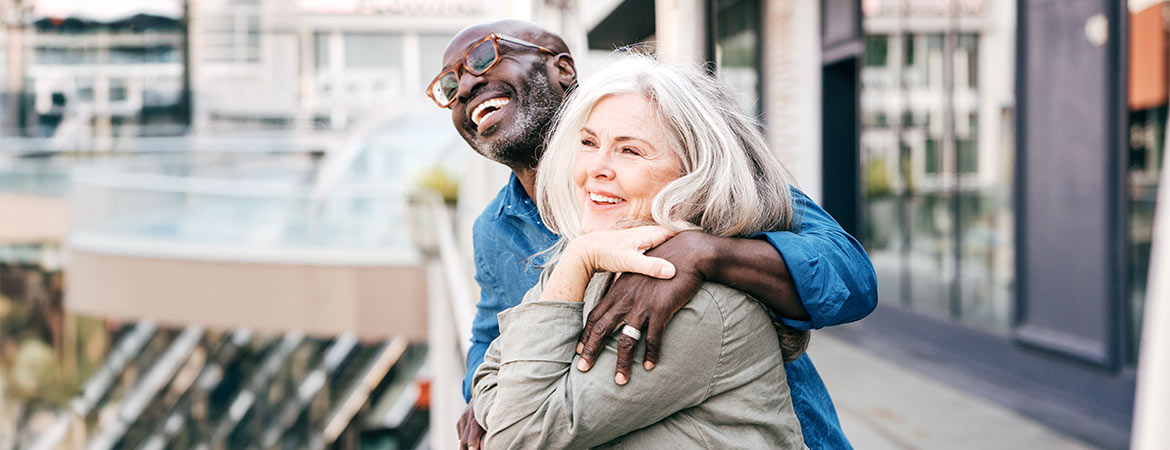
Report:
86,325,206,450
321,337,410,443
26,321,160,450
258,333,358,447
136,329,255,450
197,332,306,448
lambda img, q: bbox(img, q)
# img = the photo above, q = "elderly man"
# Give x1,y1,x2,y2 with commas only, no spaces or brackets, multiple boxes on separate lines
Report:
428,19,877,449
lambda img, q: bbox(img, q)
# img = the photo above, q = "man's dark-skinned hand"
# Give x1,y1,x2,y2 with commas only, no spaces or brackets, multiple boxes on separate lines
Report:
457,401,485,450
575,230,811,385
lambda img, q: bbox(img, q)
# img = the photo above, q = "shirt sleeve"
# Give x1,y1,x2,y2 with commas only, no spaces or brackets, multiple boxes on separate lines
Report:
754,186,878,330
470,288,724,450
463,222,512,402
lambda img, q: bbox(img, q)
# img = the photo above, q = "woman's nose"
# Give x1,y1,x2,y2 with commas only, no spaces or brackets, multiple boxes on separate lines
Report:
585,150,615,180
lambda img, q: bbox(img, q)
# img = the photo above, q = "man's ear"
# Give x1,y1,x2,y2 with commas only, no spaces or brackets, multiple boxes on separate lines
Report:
551,53,577,91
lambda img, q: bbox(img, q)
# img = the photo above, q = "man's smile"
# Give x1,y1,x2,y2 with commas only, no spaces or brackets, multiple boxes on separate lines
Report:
472,96,511,129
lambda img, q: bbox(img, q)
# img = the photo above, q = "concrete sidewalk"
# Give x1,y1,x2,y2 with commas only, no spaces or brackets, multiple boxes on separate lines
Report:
809,333,1100,450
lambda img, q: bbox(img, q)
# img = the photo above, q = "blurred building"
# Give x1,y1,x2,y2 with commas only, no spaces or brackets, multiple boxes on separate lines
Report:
190,0,484,131
1,1,187,142
580,0,1165,448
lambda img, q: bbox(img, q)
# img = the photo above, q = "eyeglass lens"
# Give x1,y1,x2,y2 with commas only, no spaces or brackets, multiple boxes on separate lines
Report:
432,73,458,106
434,38,500,105
467,39,498,74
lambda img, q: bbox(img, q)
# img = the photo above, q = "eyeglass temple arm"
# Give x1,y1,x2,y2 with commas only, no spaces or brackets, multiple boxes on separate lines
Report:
496,34,558,56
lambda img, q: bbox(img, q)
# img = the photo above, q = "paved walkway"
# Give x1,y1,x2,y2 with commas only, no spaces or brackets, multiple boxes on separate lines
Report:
810,333,1100,450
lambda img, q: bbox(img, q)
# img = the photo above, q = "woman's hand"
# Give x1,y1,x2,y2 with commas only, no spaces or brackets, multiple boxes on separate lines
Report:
540,226,679,303
568,225,679,277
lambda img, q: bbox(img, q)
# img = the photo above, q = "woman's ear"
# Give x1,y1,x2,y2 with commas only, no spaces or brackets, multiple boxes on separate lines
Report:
551,54,577,92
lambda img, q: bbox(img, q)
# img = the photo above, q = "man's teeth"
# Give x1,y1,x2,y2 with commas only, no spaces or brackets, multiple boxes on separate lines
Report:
472,98,510,126
589,192,624,204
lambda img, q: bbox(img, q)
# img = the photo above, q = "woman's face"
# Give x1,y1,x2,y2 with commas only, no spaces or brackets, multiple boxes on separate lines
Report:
573,93,682,234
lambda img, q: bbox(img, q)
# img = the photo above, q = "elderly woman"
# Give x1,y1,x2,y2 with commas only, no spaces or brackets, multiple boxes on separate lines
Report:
470,55,808,449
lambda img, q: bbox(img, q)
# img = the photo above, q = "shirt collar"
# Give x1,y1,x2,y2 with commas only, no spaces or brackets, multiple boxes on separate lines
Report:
494,173,539,220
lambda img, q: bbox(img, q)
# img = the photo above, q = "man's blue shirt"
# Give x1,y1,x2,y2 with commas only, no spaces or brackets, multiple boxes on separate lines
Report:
464,174,877,450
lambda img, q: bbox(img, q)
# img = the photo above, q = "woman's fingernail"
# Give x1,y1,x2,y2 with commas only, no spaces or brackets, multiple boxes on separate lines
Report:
644,361,655,370
577,358,590,371
660,264,675,278
576,343,584,354
615,373,628,385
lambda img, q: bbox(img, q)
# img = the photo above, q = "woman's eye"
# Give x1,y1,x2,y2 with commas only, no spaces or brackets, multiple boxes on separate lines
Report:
621,147,641,155
580,138,597,147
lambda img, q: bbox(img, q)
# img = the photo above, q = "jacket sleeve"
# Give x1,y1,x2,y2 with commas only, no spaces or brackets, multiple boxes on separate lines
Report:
471,289,724,450
754,186,878,330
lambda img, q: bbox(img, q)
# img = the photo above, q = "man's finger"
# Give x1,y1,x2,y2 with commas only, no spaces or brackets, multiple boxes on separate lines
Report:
613,326,640,385
578,308,623,371
642,316,664,370
458,421,469,450
468,417,486,449
578,294,617,354
457,402,478,450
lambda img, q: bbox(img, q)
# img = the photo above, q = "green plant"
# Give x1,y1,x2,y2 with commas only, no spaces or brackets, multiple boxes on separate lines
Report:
414,166,460,206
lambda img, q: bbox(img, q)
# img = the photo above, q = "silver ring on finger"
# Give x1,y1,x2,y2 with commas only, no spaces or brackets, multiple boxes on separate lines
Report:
621,325,642,341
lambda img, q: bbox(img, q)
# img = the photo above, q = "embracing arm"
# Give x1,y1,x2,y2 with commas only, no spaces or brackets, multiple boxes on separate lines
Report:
577,186,877,378
752,187,878,329
681,232,809,321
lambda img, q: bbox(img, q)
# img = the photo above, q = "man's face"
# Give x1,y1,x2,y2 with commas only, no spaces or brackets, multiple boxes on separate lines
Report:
438,31,564,169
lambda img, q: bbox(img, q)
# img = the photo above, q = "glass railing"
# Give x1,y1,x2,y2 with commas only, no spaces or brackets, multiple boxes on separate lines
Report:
69,165,416,263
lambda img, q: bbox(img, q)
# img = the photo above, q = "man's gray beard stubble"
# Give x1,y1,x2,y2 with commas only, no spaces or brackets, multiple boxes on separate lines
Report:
472,68,561,170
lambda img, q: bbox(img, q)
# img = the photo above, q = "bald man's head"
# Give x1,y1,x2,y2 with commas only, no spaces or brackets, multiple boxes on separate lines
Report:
433,20,577,171
446,20,570,59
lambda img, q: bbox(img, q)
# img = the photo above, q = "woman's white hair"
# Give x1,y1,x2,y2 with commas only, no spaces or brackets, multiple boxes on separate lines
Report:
535,53,796,242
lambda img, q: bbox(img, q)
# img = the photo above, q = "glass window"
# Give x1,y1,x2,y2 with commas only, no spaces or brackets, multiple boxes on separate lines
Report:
344,33,402,69
1126,106,1162,363
315,32,330,71
201,9,260,64
1125,1,1168,364
712,0,761,116
861,2,1016,333
1126,0,1167,362
924,138,940,174
904,35,915,66
866,35,889,67
109,79,128,102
